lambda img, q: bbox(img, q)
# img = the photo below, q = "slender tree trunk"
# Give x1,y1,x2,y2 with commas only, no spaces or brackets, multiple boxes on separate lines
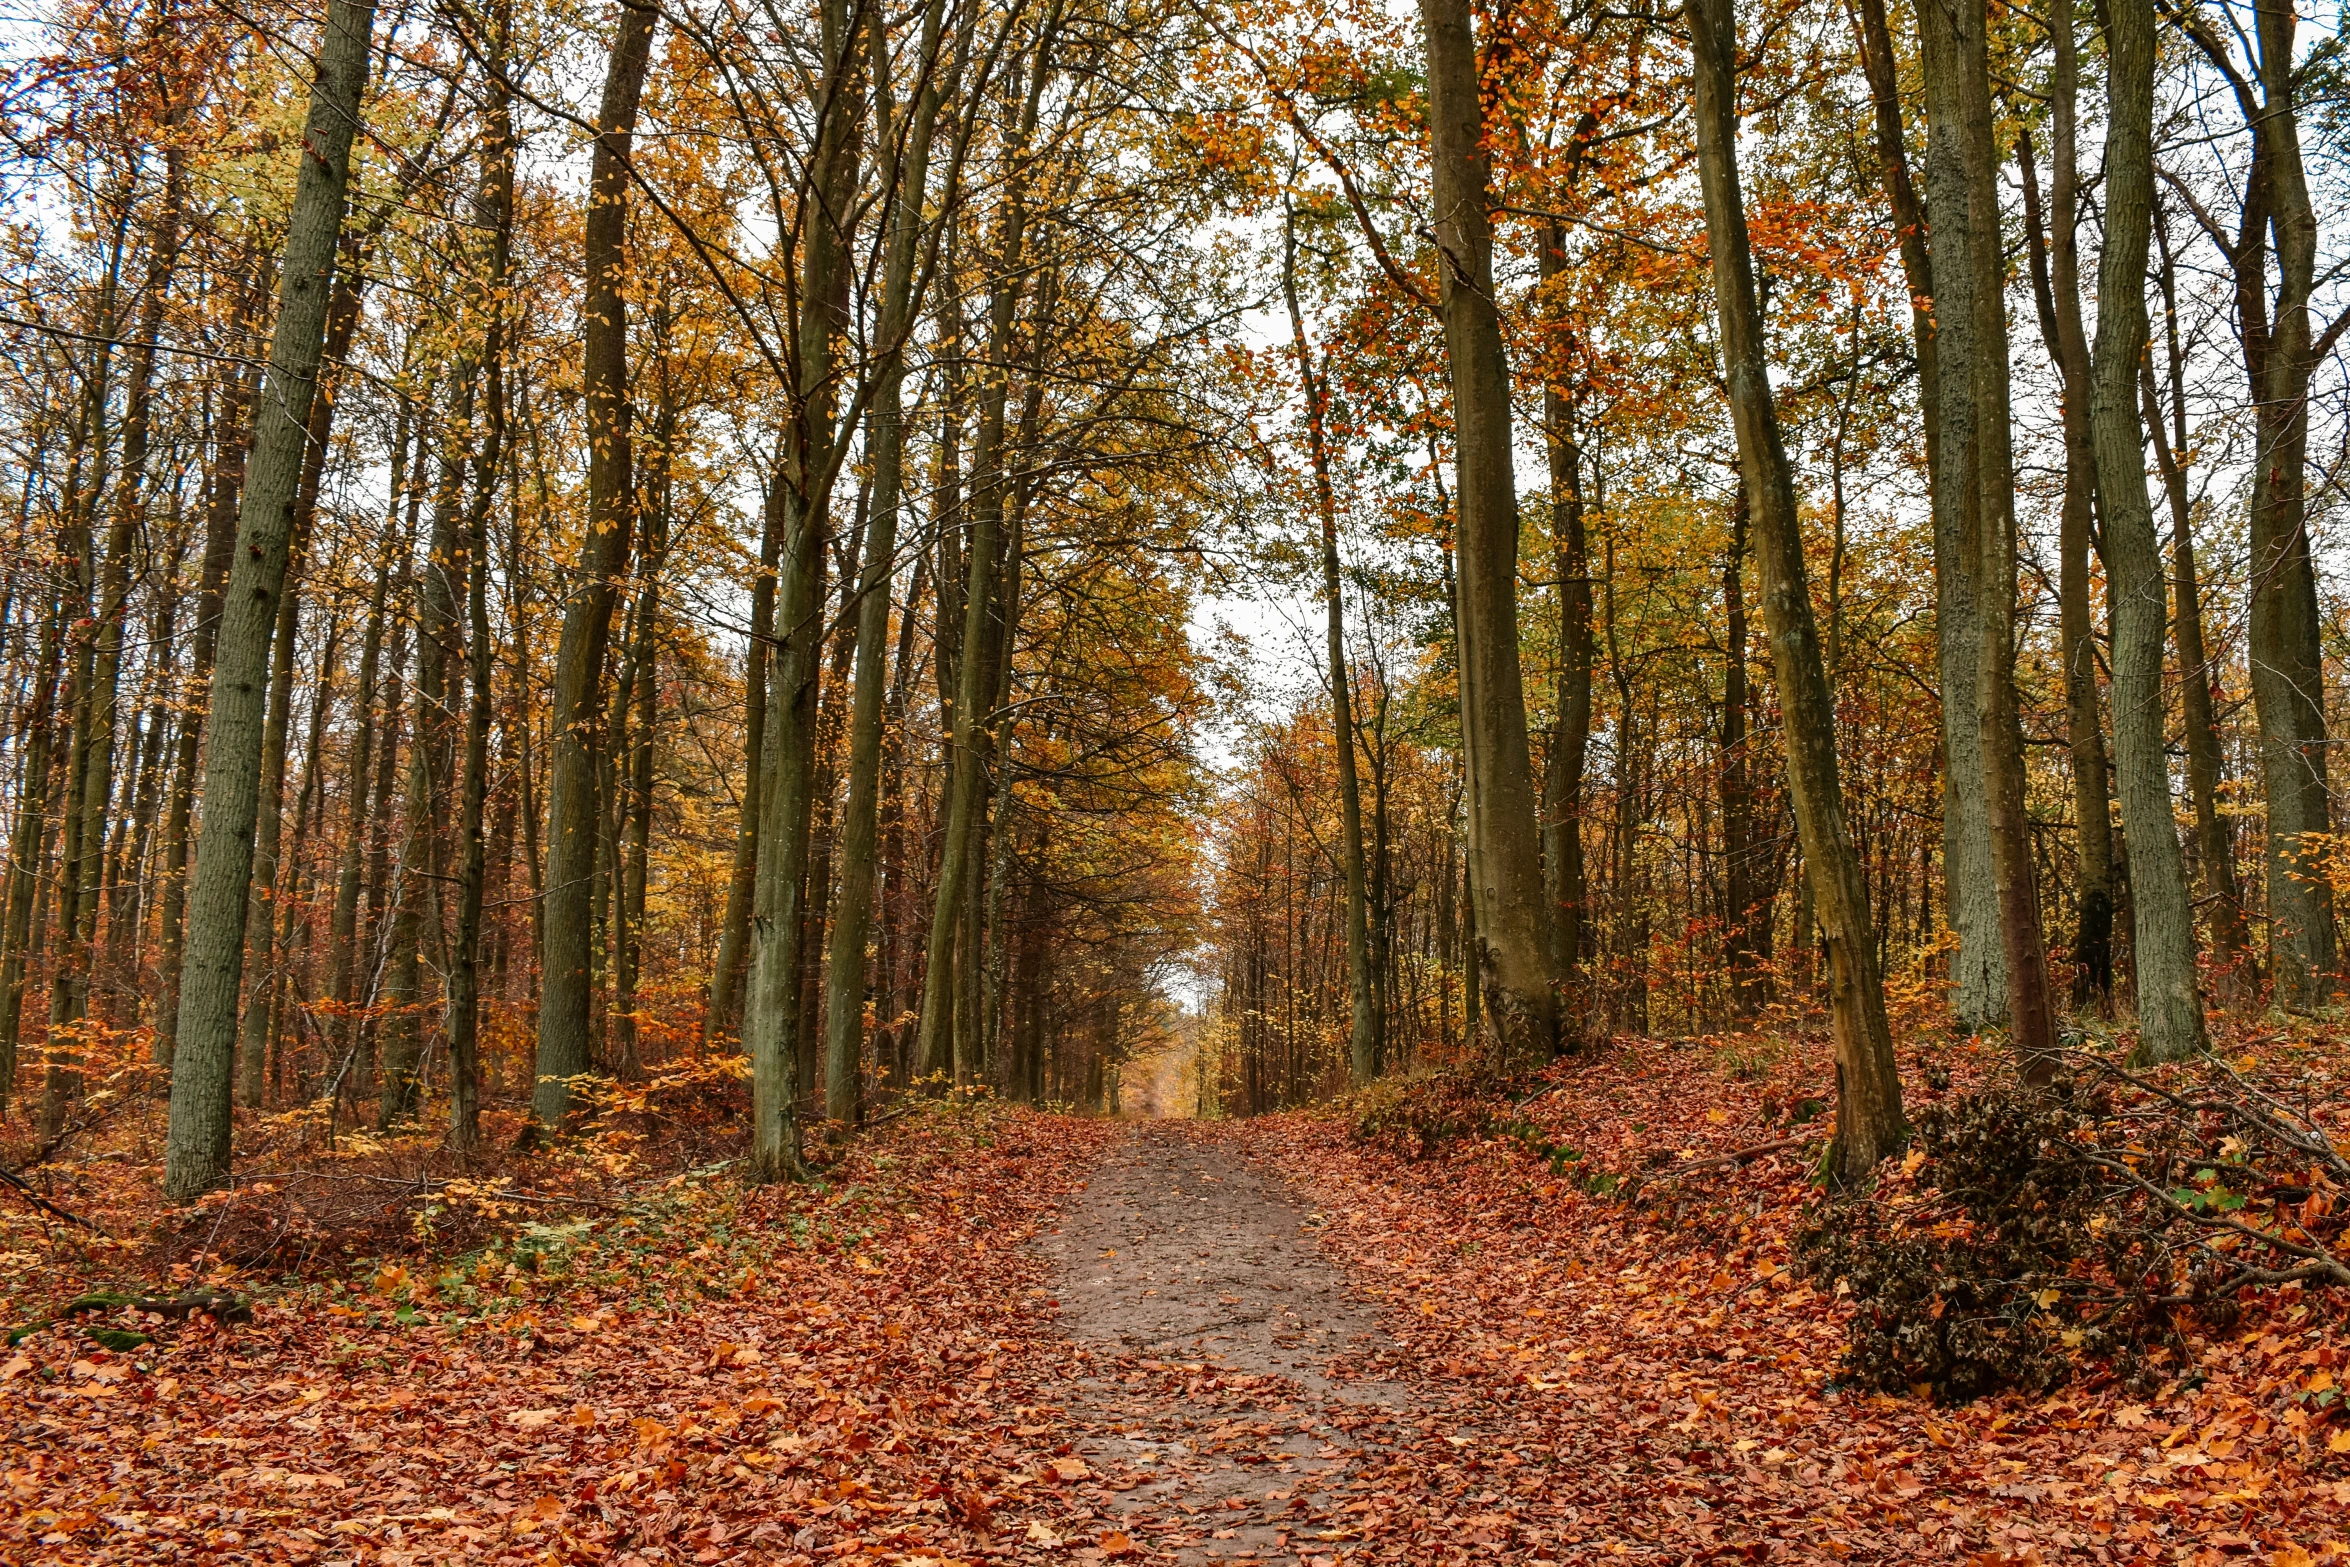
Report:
704,492,779,1048
164,0,378,1200
824,0,954,1120
2146,208,2254,989
1690,0,1905,1176
2090,0,2205,1061
326,418,406,1076
532,0,656,1127
449,12,513,1149
917,47,1048,1085
1720,488,1768,1016
1281,207,1380,1085
1417,0,1556,1059
1536,230,1593,1033
744,0,863,1176
2243,0,2336,1006
155,305,260,1070
2017,103,2116,1012
0,593,65,1110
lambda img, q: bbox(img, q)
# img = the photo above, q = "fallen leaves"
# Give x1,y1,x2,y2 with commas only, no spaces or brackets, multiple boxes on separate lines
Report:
0,1105,1117,1564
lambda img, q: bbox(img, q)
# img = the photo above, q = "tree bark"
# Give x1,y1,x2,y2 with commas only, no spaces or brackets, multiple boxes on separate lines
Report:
2089,0,2205,1061
1536,230,1593,1032
825,0,955,1121
1416,0,1556,1060
2016,102,2116,1011
532,0,657,1127
449,9,514,1149
1907,0,2007,1031
744,0,863,1175
2146,205,2254,989
1689,0,1905,1177
1282,205,1380,1086
1938,0,2057,1067
164,0,378,1201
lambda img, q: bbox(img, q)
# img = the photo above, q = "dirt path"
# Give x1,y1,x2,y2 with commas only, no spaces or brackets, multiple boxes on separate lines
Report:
1044,1123,1407,1565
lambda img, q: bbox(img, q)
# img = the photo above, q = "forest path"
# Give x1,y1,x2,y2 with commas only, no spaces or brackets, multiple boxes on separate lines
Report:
1043,1122,1411,1565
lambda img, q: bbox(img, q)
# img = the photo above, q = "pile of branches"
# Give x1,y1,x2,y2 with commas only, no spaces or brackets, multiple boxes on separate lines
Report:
1799,1050,2348,1403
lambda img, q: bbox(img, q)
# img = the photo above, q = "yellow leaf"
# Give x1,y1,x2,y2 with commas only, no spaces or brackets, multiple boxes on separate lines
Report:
2329,1429,2350,1454
1706,1109,1728,1125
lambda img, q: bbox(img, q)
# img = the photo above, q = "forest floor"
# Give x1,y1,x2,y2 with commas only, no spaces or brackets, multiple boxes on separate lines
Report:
1,1034,2346,1565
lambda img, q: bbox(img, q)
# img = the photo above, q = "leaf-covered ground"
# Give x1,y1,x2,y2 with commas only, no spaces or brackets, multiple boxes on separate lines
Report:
2,1035,2346,1566
1237,1035,2350,1564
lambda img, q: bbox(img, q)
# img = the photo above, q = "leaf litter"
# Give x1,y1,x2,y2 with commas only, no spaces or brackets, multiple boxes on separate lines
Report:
1,1032,2345,1565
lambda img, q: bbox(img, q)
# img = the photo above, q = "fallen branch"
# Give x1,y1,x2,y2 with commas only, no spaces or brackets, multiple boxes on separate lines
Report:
0,1163,108,1236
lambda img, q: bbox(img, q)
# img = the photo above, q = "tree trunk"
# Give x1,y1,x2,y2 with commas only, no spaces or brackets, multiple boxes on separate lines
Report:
916,47,1048,1086
0,592,65,1110
164,0,378,1201
2016,95,2116,1011
1282,206,1381,1086
2146,206,2254,991
1536,228,1593,1034
1937,0,2057,1067
1908,0,2006,1031
744,0,863,1175
1689,0,1905,1177
532,0,657,1127
825,0,954,1120
703,490,780,1048
449,14,514,1150
154,297,260,1069
2244,0,2337,1007
325,420,407,1084
1416,0,1556,1060
2089,0,2205,1061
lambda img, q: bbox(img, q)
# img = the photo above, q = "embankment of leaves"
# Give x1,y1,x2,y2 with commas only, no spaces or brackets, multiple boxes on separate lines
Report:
4,1102,1122,1564
1799,1053,2350,1405
1250,1035,2350,1562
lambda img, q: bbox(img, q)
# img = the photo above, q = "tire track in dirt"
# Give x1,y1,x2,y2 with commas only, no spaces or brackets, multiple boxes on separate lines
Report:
1043,1123,1406,1565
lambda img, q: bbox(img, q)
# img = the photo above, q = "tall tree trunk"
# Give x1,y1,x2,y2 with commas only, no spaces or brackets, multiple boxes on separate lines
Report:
2244,0,2336,1006
532,0,657,1127
2146,206,2254,990
1906,0,2006,1031
703,491,779,1047
155,300,260,1069
1281,206,1380,1086
1536,230,1593,1032
382,376,471,1127
2090,0,2205,1061
823,0,958,1122
916,44,1048,1086
1720,488,1767,1016
164,0,378,1201
449,10,514,1150
1416,0,1556,1060
326,417,407,1081
0,592,65,1110
1689,0,1905,1176
43,209,126,1138
2016,78,2116,1011
1938,0,2057,1067
744,0,863,1176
